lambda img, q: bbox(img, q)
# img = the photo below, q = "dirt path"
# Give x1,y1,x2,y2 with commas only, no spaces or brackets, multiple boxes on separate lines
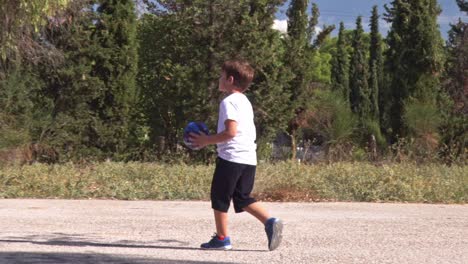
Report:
0,199,467,264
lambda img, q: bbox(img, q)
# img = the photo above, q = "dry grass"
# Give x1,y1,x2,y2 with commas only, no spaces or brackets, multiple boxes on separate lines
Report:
0,161,466,203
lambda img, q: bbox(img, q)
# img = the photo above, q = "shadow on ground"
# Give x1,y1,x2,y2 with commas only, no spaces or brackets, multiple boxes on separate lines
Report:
0,252,239,264
0,233,264,263
1,237,263,252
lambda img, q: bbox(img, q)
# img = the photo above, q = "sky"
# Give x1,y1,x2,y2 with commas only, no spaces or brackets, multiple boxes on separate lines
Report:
273,0,467,39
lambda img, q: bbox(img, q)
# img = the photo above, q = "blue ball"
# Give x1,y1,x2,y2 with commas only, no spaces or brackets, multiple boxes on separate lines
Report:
183,121,210,150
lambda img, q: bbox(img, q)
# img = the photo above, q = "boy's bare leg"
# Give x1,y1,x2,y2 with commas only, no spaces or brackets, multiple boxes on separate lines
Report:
214,209,229,237
243,202,270,224
245,202,283,251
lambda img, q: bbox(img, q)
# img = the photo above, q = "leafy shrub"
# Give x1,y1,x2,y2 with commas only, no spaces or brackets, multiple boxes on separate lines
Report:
404,98,442,137
402,99,443,162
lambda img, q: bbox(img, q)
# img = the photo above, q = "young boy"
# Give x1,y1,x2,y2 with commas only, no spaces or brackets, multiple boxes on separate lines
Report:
190,60,283,251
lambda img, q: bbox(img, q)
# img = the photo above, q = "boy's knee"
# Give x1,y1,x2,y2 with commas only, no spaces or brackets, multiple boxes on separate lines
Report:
234,197,256,213
211,198,230,213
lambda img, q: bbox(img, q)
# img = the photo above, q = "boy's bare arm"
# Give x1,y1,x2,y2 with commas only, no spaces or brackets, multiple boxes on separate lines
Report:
190,120,237,148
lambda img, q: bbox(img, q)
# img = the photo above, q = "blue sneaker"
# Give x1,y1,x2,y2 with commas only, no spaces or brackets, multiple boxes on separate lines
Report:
265,218,283,251
200,234,232,250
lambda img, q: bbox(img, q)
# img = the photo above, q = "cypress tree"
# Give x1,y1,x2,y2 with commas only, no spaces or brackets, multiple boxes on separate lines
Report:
91,0,138,157
138,0,291,156
349,16,370,119
138,0,223,152
284,0,335,159
331,22,350,102
285,0,309,159
384,0,409,137
286,0,309,103
306,2,336,49
444,1,467,113
307,3,319,43
384,0,444,139
0,0,69,72
39,0,139,159
369,6,383,122
456,0,468,11
439,0,467,161
235,1,294,146
35,2,106,159
287,0,309,49
0,0,72,152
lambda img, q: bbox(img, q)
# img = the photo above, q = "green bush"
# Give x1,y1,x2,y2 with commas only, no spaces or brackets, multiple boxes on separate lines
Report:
404,98,442,136
0,70,39,149
362,118,386,148
308,89,358,145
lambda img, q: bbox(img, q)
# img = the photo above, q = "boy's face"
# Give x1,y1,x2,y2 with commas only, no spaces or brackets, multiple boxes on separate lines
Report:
218,71,234,93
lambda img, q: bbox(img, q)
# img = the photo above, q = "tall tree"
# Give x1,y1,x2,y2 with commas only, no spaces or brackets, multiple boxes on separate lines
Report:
444,0,467,114
439,0,467,161
0,0,70,73
138,0,291,156
236,1,293,149
39,0,139,159
287,0,309,48
369,6,383,122
0,0,73,153
349,16,370,119
34,2,104,159
308,2,335,49
456,0,468,11
331,22,350,102
284,0,309,159
138,12,210,153
307,3,319,43
91,0,138,157
284,0,335,159
384,0,445,139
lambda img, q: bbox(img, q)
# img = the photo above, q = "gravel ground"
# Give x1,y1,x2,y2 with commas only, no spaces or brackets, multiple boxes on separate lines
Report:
0,199,467,264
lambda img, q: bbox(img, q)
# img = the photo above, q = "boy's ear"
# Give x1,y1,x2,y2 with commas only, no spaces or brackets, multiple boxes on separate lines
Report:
226,75,234,84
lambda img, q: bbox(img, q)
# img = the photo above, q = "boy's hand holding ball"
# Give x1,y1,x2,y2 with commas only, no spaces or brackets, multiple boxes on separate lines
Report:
183,121,210,150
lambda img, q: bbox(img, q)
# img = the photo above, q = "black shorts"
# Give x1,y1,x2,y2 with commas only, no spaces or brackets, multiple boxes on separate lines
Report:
211,157,257,213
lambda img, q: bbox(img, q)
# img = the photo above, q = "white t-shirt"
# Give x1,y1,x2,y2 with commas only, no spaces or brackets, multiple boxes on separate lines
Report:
217,93,257,165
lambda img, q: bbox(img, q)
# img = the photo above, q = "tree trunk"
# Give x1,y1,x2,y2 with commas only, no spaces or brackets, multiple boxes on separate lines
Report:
290,130,297,160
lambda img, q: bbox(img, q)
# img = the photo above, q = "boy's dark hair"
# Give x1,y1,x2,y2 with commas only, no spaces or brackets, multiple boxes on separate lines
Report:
222,60,255,91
